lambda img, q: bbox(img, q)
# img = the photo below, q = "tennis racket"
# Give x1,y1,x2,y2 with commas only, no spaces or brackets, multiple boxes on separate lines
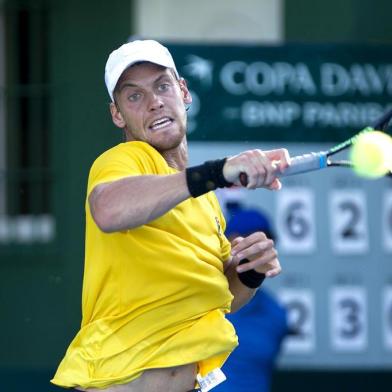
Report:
240,107,392,185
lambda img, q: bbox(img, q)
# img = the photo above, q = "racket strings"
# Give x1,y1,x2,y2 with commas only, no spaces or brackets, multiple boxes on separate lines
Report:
330,108,392,158
327,127,373,157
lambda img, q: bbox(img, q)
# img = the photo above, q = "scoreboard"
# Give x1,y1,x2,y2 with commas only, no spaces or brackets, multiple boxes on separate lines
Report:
189,141,392,370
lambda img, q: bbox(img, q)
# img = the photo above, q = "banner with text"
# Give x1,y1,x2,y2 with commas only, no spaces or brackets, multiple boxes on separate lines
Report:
167,43,392,142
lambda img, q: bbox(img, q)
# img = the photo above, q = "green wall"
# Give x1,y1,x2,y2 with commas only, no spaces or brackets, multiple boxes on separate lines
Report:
1,1,130,390
285,0,392,44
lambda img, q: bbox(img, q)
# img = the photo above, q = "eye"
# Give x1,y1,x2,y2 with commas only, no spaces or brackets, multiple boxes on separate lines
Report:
127,92,142,102
158,83,170,92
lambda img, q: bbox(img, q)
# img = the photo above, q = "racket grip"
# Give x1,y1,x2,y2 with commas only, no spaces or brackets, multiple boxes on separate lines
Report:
278,152,328,177
239,152,327,186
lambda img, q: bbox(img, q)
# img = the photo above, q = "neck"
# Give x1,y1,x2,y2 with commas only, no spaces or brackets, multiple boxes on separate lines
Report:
162,137,188,171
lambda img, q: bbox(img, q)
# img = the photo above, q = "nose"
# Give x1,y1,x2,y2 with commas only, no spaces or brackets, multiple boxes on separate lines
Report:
147,92,164,111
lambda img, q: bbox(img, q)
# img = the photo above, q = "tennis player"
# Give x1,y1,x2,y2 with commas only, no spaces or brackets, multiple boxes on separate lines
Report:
51,39,290,392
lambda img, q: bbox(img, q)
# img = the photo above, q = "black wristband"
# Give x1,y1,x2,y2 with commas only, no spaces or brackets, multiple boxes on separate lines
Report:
237,259,265,289
186,158,232,197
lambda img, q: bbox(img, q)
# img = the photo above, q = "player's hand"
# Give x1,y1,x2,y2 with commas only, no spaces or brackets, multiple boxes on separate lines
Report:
230,232,281,277
223,148,290,190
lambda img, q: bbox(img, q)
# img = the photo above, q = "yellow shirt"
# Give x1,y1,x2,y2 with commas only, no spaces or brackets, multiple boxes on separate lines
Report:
51,141,238,389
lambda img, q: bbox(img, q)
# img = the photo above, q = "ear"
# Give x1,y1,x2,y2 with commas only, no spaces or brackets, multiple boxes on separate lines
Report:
109,102,126,129
179,78,192,106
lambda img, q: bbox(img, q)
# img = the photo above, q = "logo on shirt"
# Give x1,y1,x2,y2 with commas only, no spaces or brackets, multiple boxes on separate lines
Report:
215,216,222,237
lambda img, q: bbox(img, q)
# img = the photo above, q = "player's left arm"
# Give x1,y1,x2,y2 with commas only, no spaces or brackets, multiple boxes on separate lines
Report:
224,232,281,313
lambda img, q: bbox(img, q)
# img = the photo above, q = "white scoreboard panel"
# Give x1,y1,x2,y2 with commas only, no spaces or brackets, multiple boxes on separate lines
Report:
189,141,392,370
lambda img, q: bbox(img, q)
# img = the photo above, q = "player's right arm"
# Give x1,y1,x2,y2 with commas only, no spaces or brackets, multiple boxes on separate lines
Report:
89,148,289,233
89,171,190,232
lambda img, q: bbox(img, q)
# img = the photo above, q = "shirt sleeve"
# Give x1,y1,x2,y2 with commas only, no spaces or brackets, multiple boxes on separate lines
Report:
86,142,161,197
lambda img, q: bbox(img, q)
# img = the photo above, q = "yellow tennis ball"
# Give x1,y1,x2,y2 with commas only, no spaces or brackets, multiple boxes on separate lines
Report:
350,131,392,178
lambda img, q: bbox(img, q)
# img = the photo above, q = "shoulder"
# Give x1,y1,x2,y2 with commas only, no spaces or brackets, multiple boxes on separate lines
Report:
86,142,165,196
90,141,168,171
95,141,160,163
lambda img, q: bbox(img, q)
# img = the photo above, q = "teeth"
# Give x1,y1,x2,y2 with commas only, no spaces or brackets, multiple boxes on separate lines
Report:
151,117,172,130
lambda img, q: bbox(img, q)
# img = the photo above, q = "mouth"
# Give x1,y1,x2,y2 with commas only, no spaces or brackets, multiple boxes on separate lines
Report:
149,117,174,131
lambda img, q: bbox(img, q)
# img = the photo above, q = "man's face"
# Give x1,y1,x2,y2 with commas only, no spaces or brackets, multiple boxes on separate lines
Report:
110,62,192,152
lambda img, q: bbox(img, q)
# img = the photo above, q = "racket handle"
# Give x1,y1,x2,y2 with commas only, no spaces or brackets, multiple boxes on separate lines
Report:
239,152,328,186
279,151,328,177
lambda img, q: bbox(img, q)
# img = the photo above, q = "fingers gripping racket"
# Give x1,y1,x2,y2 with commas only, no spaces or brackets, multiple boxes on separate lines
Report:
240,107,392,185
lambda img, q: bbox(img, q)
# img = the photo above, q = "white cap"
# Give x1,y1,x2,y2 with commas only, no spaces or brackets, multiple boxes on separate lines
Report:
104,39,179,101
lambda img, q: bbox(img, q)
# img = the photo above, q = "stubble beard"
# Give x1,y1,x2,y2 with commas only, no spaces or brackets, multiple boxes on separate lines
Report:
149,116,188,153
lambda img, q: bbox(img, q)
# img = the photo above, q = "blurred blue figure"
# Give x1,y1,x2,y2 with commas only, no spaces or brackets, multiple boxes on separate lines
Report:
216,203,289,392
